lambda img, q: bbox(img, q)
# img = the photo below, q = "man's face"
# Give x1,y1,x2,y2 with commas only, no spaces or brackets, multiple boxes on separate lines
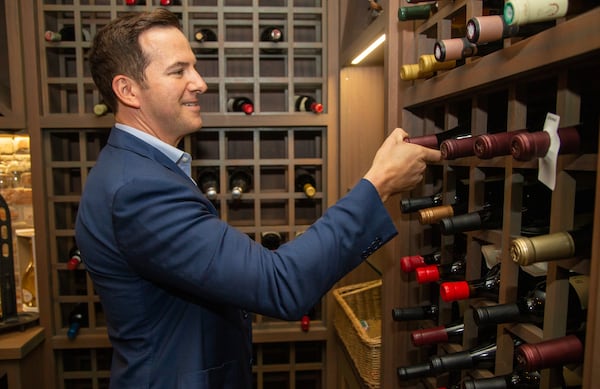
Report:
136,26,207,143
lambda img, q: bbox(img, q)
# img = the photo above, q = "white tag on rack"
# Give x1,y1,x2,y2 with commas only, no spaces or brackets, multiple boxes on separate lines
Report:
538,112,561,191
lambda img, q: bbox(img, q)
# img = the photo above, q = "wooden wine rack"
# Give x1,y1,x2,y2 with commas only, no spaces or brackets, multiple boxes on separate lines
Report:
380,1,600,388
1,0,342,387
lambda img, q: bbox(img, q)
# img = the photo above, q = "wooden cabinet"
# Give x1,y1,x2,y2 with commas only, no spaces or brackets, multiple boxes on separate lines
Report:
340,0,600,388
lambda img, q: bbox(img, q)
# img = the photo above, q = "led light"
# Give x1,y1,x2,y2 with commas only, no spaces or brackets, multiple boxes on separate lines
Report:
351,34,386,65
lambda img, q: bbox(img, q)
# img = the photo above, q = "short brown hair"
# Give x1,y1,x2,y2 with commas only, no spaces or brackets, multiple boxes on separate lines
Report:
89,8,181,113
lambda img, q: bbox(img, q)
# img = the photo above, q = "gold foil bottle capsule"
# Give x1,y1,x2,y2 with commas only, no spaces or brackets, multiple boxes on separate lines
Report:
418,54,457,73
418,205,455,225
400,63,433,81
510,231,575,266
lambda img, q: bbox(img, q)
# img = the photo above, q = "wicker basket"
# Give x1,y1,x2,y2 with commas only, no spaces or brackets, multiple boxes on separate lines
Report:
333,279,382,388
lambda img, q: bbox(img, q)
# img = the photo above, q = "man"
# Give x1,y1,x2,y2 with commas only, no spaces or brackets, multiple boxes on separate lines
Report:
75,8,440,388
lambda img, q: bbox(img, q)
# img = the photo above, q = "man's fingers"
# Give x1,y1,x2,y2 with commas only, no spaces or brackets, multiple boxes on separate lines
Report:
421,146,442,162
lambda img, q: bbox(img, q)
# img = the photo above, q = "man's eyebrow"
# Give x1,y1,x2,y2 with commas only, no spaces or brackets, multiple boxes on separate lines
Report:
166,61,193,71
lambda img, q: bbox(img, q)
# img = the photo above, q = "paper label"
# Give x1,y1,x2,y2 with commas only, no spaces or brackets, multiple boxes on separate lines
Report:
538,112,561,190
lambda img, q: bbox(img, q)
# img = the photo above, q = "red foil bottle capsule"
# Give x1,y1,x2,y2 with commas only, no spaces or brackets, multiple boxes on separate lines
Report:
510,126,582,161
516,334,584,371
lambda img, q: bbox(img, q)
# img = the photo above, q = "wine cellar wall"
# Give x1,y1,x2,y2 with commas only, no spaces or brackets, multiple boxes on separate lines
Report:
4,0,339,388
385,0,600,388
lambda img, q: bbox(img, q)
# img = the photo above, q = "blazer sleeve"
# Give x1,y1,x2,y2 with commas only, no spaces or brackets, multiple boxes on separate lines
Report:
112,175,397,320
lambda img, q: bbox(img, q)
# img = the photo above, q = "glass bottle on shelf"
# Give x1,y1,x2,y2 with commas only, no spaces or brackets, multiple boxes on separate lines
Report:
503,0,597,26
439,263,501,302
473,129,529,159
93,102,110,117
21,240,37,309
510,225,592,266
510,125,594,161
466,15,555,44
391,304,439,321
67,303,89,340
295,168,317,199
411,321,464,346
194,28,217,43
400,63,434,81
515,332,585,371
160,0,181,5
418,202,469,224
197,168,219,201
260,26,284,43
463,371,541,389
397,3,438,21
415,259,466,284
294,95,323,114
440,136,477,160
405,126,470,150
400,250,443,273
439,204,503,235
400,192,443,213
227,97,254,115
44,25,91,42
473,274,588,329
125,0,146,4
261,231,282,250
433,37,503,62
229,168,253,200
67,246,82,270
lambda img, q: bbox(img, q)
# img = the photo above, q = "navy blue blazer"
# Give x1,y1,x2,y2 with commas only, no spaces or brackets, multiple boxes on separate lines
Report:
75,127,398,388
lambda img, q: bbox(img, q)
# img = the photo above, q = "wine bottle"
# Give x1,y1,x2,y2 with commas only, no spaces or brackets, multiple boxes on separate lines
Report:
434,37,503,62
400,250,443,273
466,15,555,44
400,192,443,213
515,333,585,371
227,97,254,115
418,202,469,225
392,304,439,321
295,168,317,198
398,337,520,379
93,103,110,117
197,168,219,201
260,26,284,42
194,28,217,43
439,205,503,235
415,260,466,284
398,3,438,21
440,263,501,302
440,135,477,160
125,0,146,4
419,54,458,73
294,95,323,114
160,0,181,5
473,274,588,329
21,243,37,308
405,126,470,150
400,63,434,81
473,129,529,159
44,25,91,42
67,246,82,270
67,303,89,340
510,125,587,161
261,231,282,250
510,226,592,266
463,371,541,389
503,0,597,26
411,322,464,346
229,168,253,200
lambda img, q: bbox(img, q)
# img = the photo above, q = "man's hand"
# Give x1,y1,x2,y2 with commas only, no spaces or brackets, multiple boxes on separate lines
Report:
364,128,441,202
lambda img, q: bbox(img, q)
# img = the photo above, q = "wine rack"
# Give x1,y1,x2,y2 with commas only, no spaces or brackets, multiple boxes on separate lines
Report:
384,1,600,388
37,0,326,118
0,0,340,387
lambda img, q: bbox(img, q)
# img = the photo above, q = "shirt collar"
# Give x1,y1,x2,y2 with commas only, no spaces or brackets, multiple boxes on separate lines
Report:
115,123,192,178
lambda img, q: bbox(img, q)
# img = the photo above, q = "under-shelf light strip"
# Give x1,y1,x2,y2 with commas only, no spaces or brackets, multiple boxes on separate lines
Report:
351,34,386,65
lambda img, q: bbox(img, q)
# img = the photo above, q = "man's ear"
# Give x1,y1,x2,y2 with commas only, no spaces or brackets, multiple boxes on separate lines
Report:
112,75,141,109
